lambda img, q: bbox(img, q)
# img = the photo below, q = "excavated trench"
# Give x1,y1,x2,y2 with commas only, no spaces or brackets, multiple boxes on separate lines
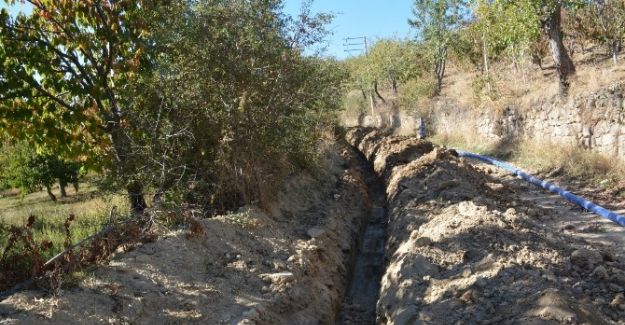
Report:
336,148,388,324
339,127,625,325
4,129,625,324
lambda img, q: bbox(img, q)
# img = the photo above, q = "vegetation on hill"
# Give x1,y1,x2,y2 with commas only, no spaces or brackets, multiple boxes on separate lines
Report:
0,0,345,290
344,0,625,116
341,0,625,189
0,0,344,215
1,0,625,294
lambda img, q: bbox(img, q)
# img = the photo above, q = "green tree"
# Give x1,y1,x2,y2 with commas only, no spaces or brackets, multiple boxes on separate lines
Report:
410,0,470,96
0,142,80,201
470,0,541,73
0,0,155,212
494,0,583,95
568,0,625,64
367,39,426,95
113,0,345,210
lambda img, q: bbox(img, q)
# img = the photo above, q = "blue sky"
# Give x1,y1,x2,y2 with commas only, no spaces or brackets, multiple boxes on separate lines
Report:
1,1,415,59
284,0,415,59
0,2,29,16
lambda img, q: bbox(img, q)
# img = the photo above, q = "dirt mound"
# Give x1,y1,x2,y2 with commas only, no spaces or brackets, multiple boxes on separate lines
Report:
345,127,375,149
356,129,392,161
371,137,434,183
349,128,625,325
346,128,435,185
0,144,371,325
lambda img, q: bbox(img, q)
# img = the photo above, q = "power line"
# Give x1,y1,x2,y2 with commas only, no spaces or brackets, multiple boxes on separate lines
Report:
343,36,368,57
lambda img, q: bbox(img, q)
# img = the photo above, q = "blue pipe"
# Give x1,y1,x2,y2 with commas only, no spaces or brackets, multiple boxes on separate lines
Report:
456,150,625,228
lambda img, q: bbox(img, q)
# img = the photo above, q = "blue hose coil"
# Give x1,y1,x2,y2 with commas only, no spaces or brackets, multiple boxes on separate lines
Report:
456,150,625,228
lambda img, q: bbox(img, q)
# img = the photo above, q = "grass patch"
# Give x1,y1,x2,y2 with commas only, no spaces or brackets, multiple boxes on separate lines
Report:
0,181,129,260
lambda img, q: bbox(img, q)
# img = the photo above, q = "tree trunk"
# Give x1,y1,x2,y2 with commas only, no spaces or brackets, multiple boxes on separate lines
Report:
613,39,620,65
368,88,375,117
433,46,447,96
59,180,67,198
482,31,489,74
374,81,385,103
73,181,79,193
128,181,147,214
357,112,365,126
46,185,57,202
109,121,147,214
391,77,398,95
543,3,575,96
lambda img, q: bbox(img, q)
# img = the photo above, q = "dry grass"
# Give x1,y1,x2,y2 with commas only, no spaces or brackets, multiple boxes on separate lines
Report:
430,45,625,189
0,181,129,260
431,132,500,155
441,45,625,113
513,140,625,184
432,132,625,188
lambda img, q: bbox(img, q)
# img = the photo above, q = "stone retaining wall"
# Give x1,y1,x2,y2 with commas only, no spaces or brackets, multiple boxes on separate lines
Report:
431,82,625,159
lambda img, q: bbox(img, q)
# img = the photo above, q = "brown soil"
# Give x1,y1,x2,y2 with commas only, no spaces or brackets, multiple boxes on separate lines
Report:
347,128,625,325
0,143,371,325
3,128,625,325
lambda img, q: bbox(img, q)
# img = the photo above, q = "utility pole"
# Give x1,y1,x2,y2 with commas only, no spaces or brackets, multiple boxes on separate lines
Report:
343,36,376,118
343,36,368,57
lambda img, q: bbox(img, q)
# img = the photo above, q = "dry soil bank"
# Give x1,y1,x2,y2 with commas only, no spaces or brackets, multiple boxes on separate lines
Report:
347,128,625,325
0,144,372,325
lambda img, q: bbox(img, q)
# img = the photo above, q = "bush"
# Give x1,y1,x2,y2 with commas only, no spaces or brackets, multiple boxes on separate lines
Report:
399,78,436,113
119,1,347,212
471,75,499,105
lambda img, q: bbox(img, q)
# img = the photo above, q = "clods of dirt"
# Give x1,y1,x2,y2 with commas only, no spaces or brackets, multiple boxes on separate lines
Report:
347,128,625,325
0,143,372,325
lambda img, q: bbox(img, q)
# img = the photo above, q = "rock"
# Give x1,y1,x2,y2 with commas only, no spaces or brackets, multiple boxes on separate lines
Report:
608,283,623,292
486,182,504,191
458,201,479,217
240,308,260,320
570,249,602,269
415,236,432,247
591,266,609,280
272,260,287,271
260,272,294,285
594,297,607,305
462,268,472,278
306,227,325,239
460,289,476,304
561,224,575,231
610,272,625,286
611,293,625,308
474,277,487,289
542,271,557,283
